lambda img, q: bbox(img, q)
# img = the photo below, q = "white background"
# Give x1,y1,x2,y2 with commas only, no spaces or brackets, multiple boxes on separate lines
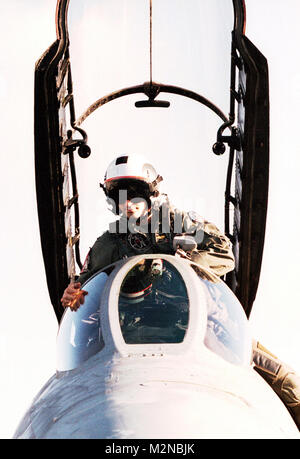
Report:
0,0,299,438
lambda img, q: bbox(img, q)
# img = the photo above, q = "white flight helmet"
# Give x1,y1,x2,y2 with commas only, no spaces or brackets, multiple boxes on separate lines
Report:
101,154,163,198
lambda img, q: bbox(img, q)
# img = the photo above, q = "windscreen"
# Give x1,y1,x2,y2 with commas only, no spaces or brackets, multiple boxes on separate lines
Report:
118,258,189,344
56,258,251,371
203,277,252,366
190,265,252,366
56,272,108,371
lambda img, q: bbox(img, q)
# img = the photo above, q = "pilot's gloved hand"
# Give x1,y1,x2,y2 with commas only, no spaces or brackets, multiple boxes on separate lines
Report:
61,282,88,311
173,235,197,258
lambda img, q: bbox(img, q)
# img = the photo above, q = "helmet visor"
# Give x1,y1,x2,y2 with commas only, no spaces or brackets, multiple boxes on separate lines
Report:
106,179,152,203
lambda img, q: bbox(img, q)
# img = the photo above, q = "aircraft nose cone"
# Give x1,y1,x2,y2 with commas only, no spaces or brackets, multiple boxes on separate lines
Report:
29,380,295,439
90,382,291,439
13,355,299,439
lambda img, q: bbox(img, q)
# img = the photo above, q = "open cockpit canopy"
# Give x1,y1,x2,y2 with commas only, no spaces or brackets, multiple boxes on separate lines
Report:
35,0,269,321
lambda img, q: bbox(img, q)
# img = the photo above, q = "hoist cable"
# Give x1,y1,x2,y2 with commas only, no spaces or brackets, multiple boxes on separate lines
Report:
149,0,153,83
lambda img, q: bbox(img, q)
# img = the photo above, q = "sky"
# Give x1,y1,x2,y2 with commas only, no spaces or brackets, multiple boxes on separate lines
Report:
1,0,300,439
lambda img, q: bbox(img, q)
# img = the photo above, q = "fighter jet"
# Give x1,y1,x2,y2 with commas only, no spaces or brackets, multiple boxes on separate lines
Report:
14,0,297,440
13,254,299,438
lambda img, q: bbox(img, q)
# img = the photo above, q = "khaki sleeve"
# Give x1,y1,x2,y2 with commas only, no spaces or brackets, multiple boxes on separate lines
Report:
252,340,300,430
190,221,235,277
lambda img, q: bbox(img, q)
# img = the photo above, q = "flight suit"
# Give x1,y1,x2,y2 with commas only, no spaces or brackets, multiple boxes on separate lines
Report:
77,202,235,285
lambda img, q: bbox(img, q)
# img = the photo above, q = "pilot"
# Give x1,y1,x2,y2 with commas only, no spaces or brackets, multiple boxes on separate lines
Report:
60,153,235,310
